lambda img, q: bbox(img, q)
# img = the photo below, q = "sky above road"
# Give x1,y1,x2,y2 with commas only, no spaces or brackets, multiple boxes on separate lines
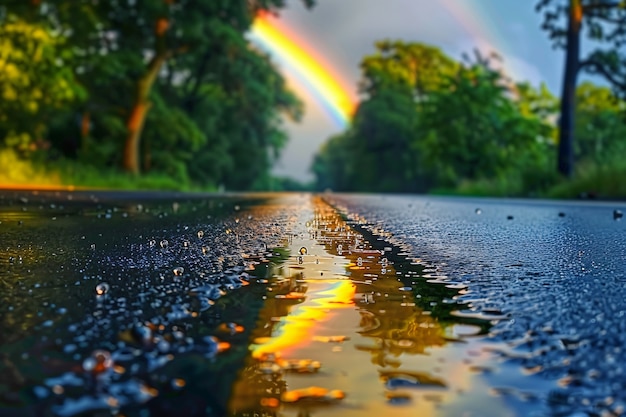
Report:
255,0,565,182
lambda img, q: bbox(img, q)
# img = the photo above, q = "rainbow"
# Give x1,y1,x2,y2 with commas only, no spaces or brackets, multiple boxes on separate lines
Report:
250,12,357,128
439,0,522,82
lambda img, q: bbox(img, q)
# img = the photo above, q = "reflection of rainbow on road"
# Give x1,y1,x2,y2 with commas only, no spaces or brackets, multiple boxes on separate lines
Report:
251,279,355,359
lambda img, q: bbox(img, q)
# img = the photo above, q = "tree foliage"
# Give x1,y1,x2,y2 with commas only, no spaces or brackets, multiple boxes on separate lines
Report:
313,43,560,195
574,81,626,163
536,0,626,176
0,0,313,190
315,41,459,193
0,15,85,153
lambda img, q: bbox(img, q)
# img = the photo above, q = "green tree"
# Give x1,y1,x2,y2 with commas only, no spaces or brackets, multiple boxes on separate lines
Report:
574,81,626,163
74,0,311,175
311,132,355,192
419,55,547,187
536,0,626,177
2,0,313,190
318,41,458,192
314,47,559,195
360,40,459,99
0,15,84,153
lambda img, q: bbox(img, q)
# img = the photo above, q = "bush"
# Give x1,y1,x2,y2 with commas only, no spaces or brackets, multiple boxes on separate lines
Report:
546,156,626,199
0,148,217,191
0,148,61,186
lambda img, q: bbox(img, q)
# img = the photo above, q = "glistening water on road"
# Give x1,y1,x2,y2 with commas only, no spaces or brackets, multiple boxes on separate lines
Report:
229,196,519,417
1,191,625,417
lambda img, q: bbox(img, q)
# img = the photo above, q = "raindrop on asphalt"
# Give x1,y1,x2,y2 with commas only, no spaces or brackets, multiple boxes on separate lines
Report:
95,283,110,295
82,349,113,373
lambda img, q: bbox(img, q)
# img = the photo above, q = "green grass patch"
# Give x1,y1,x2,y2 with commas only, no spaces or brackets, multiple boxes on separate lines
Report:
0,148,62,187
545,157,626,199
55,161,188,191
436,176,525,197
0,148,217,192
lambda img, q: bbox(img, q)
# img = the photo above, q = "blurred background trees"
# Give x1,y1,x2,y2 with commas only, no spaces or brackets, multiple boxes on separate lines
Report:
312,42,563,195
0,0,311,190
1,1,625,196
536,0,626,178
312,12,626,197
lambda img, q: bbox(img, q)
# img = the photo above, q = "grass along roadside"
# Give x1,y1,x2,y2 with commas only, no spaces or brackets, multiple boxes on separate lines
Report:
0,148,213,192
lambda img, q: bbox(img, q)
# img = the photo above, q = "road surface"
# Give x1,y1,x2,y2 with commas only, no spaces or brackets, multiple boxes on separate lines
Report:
0,190,624,417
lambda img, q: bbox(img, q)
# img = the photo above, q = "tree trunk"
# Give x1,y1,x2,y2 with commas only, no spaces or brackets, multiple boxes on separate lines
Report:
122,14,171,174
122,53,168,173
558,0,582,178
123,96,152,174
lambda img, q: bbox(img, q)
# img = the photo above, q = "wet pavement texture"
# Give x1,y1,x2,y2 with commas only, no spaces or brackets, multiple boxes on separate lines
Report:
324,193,626,417
0,191,625,417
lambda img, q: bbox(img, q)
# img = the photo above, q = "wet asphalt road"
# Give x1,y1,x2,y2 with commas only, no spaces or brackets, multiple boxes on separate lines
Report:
324,193,626,417
1,190,626,417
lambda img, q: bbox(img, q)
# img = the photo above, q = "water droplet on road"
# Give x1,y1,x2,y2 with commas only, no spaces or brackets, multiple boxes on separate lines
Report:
82,349,113,373
95,283,110,295
172,379,186,390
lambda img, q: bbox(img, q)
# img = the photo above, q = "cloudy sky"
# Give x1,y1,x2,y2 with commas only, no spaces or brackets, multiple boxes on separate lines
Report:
257,0,566,182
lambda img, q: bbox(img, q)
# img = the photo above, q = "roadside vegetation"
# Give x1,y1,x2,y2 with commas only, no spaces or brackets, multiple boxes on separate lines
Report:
313,1,626,199
0,1,313,191
1,1,626,198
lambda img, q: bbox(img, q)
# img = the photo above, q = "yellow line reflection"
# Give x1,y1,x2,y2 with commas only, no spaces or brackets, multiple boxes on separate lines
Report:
251,279,355,359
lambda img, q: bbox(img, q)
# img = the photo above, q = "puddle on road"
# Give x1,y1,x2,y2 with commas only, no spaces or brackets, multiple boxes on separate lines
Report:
228,196,525,417
0,193,552,416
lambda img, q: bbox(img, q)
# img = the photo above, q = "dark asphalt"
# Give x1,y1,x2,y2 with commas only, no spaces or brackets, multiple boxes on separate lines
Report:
1,190,625,417
323,193,626,417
